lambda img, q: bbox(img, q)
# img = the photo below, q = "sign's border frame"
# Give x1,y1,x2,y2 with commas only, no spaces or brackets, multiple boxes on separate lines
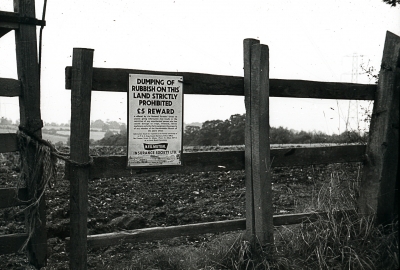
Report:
126,73,184,169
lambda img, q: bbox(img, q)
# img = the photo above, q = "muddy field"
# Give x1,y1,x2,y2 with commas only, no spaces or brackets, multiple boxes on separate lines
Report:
0,147,361,269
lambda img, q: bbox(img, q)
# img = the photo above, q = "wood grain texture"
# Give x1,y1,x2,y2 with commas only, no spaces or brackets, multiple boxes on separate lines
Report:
64,145,366,180
0,188,28,209
358,31,400,225
69,48,94,270
65,66,376,100
86,219,246,248
13,1,46,267
81,210,355,248
249,43,273,245
0,11,19,38
0,133,18,153
243,38,259,239
0,78,21,96
0,233,28,255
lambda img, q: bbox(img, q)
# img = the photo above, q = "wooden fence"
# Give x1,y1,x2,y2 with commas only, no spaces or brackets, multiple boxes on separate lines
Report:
0,0,47,269
0,3,398,266
62,31,398,269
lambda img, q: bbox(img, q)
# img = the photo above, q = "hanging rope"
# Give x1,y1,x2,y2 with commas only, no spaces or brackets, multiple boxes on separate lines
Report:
16,126,93,251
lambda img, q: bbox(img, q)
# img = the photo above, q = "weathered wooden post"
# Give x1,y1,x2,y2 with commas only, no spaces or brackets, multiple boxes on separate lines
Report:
358,31,399,225
244,39,274,246
69,48,94,269
14,0,47,267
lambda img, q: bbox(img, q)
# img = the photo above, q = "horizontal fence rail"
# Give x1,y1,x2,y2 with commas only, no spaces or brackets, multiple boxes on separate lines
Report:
0,133,18,153
78,209,356,249
65,67,376,100
0,188,28,208
0,11,19,38
0,78,21,97
64,145,366,179
0,233,28,255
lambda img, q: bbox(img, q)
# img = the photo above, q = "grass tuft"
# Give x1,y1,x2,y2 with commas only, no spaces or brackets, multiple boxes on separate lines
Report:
118,164,398,269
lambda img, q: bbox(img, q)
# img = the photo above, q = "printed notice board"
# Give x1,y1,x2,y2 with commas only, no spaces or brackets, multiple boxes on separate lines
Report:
128,74,183,167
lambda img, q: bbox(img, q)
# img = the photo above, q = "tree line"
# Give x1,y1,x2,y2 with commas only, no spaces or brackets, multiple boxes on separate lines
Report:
183,113,367,145
96,113,367,146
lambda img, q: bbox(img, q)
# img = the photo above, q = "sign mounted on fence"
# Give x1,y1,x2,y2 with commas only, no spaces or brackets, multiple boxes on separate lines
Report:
127,74,183,167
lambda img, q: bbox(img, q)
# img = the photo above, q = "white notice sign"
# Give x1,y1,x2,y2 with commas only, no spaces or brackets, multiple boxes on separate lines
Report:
127,74,183,167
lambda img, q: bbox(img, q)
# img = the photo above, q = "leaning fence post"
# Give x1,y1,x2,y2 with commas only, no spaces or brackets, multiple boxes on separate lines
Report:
14,0,47,267
358,31,399,225
244,39,274,246
70,48,94,269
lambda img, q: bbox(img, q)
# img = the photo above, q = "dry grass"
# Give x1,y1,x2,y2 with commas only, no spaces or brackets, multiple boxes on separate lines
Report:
113,164,398,270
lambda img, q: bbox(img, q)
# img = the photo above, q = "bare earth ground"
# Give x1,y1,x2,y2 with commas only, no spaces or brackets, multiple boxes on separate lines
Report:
0,146,361,269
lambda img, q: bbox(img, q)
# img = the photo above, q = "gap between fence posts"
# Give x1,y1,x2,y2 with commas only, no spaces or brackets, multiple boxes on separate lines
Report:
244,39,274,247
69,48,94,270
358,31,400,225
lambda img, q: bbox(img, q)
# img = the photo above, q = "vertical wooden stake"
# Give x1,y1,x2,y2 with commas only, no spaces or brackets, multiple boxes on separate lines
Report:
244,39,274,246
244,38,260,241
70,48,94,270
358,31,400,225
14,0,47,267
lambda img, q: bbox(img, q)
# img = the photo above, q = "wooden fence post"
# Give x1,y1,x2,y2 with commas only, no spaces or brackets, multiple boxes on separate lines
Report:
70,48,94,270
14,0,47,267
244,39,274,246
358,31,400,225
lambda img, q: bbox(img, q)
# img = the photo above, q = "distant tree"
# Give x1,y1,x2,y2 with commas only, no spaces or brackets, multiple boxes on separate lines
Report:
102,123,110,131
227,114,245,145
382,0,399,6
120,123,127,135
339,130,363,143
97,133,126,146
198,120,224,145
0,117,12,125
91,119,105,129
103,130,114,139
183,125,200,145
107,120,120,129
270,126,292,144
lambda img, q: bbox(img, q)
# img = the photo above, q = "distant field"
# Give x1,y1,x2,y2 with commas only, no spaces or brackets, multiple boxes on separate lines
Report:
1,126,106,144
42,133,68,144
0,127,17,133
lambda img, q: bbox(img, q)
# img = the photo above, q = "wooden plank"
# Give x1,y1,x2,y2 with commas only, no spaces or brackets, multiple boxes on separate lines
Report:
0,133,18,153
0,24,18,38
243,38,259,240
0,233,28,255
66,67,244,96
0,11,20,38
249,43,274,245
65,66,376,100
14,0,46,267
273,209,356,226
358,31,400,225
0,188,28,209
0,78,21,97
86,219,246,249
69,47,94,270
269,144,367,167
81,210,355,249
64,145,366,179
0,10,45,27
270,79,375,100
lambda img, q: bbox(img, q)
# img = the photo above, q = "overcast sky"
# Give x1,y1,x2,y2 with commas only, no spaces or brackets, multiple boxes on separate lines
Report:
0,0,399,134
